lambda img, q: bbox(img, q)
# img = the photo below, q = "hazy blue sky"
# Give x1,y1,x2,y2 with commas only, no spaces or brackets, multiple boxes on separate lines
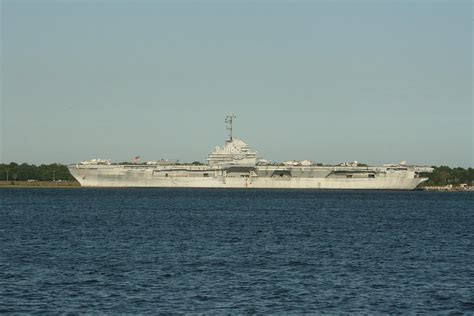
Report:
1,0,472,167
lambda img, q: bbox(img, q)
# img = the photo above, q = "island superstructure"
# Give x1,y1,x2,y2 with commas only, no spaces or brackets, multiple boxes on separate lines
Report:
68,115,432,189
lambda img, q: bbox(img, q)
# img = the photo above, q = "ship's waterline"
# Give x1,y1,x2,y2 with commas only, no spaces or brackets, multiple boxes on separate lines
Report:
68,115,432,190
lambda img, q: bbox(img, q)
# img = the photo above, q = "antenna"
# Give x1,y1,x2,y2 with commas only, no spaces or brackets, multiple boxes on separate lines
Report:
225,114,236,141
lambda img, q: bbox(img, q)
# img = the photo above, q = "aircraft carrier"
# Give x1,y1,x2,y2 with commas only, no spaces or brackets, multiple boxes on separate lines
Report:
68,115,432,189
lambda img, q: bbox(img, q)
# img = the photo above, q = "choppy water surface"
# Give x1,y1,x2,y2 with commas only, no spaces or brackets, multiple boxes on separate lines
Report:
0,189,473,313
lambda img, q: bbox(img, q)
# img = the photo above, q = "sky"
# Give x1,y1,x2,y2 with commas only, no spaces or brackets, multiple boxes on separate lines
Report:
1,0,472,167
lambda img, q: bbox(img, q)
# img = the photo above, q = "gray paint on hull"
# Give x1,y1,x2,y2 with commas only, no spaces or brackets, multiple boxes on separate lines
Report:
69,165,427,190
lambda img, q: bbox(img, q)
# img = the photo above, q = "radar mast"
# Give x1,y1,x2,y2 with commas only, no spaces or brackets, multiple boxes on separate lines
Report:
225,114,236,142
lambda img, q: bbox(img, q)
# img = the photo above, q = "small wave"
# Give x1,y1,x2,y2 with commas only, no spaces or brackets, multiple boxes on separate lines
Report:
287,260,309,267
192,294,212,301
459,299,474,311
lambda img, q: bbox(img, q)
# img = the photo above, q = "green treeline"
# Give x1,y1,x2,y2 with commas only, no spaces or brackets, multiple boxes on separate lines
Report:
0,163,472,185
421,166,474,186
0,163,75,181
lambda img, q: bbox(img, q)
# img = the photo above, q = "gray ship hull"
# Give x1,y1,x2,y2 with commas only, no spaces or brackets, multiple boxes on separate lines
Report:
68,165,428,190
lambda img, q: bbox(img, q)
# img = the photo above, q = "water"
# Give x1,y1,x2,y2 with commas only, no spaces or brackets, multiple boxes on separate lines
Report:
0,188,473,313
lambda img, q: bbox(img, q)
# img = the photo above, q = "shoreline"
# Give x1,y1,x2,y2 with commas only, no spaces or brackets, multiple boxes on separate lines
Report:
0,181,80,188
421,185,473,192
0,181,472,191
